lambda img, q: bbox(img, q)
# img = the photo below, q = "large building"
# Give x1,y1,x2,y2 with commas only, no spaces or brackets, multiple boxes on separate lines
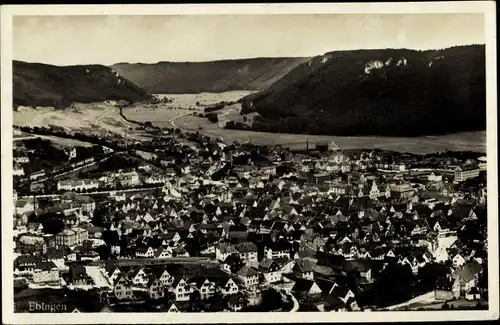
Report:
55,228,88,247
390,182,415,199
454,164,480,182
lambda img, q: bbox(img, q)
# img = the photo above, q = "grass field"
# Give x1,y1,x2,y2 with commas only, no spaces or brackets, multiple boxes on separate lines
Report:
174,117,486,154
15,92,486,154
122,92,486,154
13,102,153,141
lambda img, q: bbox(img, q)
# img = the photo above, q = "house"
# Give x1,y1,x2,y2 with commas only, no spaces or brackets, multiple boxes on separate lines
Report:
215,243,237,261
215,275,240,296
235,242,258,263
452,261,483,298
323,295,348,312
162,302,179,313
135,246,155,258
233,166,253,179
452,253,466,268
105,265,122,285
32,261,60,285
343,260,374,283
292,259,314,280
236,266,259,290
14,255,43,275
128,267,147,286
119,171,140,187
264,241,291,260
114,274,134,301
171,277,193,302
15,200,35,216
276,258,296,275
55,229,77,247
227,293,247,312
259,258,282,283
70,265,93,285
256,161,277,176
454,164,480,182
27,222,44,234
73,195,96,213
17,234,46,254
330,285,356,304
147,276,165,300
30,170,46,180
74,228,89,245
291,278,323,300
189,276,215,300
30,183,45,193
150,267,174,287
57,179,99,192
465,287,481,301
154,247,172,259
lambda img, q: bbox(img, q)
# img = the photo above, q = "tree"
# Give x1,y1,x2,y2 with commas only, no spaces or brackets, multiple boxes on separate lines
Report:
228,255,244,274
369,263,415,307
260,289,283,311
144,121,153,127
94,245,111,260
102,230,120,246
41,218,65,235
206,113,219,123
92,205,110,227
417,262,448,292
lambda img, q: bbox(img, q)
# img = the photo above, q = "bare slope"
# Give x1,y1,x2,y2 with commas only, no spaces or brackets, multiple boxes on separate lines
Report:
240,45,486,137
111,57,310,94
13,60,153,109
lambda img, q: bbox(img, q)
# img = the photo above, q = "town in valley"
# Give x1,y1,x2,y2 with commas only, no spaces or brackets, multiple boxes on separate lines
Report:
12,118,488,313
9,10,491,316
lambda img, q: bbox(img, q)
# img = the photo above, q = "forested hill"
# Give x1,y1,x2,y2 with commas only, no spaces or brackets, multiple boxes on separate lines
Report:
240,45,486,137
13,60,153,109
111,57,310,94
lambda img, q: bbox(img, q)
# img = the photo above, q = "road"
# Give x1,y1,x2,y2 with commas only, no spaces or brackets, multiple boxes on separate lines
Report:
168,112,227,142
384,291,435,311
289,293,299,312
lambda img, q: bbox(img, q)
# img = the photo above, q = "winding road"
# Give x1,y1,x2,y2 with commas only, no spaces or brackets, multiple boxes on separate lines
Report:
168,112,226,142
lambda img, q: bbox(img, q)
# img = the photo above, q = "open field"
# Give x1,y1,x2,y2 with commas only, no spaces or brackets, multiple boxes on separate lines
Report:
13,102,151,141
14,134,96,148
121,92,486,154
13,92,486,154
173,115,487,154
122,91,255,127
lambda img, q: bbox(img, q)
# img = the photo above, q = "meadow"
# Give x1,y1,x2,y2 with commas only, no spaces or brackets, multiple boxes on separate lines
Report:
124,92,486,154
16,91,486,154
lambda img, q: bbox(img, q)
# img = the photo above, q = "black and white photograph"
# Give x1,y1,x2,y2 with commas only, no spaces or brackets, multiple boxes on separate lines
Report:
1,2,498,324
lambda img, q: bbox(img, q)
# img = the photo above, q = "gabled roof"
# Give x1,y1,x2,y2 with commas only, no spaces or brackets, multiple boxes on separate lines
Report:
34,261,58,271
293,259,314,273
14,254,43,267
292,278,319,293
237,266,258,277
455,261,483,283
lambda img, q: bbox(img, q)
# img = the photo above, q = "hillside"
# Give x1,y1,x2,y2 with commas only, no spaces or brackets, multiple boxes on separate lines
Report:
13,61,153,109
111,57,310,94
240,45,486,137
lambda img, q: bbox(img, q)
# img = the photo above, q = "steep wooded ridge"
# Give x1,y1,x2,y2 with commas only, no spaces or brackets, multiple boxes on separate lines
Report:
240,45,486,137
13,60,153,109
111,58,310,94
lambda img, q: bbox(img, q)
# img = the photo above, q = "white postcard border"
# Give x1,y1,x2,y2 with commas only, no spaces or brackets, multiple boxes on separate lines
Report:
1,2,498,323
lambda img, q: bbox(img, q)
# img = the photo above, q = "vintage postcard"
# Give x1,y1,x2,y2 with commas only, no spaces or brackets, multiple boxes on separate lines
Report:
1,2,498,324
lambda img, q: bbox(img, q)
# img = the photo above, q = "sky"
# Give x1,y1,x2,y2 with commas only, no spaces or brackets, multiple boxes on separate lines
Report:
13,14,485,66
